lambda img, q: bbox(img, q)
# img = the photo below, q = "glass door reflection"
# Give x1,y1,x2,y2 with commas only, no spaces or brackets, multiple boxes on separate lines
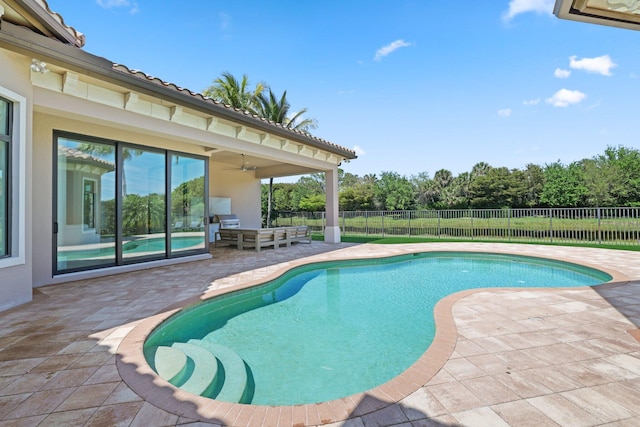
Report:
170,154,206,254
121,148,166,262
55,138,116,272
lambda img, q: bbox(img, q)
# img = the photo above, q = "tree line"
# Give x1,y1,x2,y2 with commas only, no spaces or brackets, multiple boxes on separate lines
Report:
197,73,640,214
261,145,640,214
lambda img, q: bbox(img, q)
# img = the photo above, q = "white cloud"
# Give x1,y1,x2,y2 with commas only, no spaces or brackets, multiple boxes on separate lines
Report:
498,108,512,118
554,68,571,78
569,55,617,76
374,39,412,61
523,98,540,106
353,145,366,156
503,0,554,21
546,89,586,107
96,0,138,13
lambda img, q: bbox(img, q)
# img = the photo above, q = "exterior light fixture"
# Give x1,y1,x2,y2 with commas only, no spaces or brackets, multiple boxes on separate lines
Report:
30,59,49,74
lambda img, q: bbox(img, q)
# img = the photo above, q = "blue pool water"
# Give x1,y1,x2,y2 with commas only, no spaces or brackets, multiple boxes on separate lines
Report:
144,252,610,406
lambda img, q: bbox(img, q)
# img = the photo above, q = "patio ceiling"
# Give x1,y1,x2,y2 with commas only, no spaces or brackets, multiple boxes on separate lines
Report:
554,0,640,30
210,151,322,178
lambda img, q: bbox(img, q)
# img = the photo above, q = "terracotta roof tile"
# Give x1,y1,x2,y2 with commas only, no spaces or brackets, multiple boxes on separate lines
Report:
112,64,356,158
37,0,86,47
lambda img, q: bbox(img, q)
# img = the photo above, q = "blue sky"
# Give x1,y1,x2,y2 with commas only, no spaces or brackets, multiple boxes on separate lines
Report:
50,0,640,181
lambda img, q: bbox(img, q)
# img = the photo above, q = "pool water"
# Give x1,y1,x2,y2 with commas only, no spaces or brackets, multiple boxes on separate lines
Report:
144,252,610,406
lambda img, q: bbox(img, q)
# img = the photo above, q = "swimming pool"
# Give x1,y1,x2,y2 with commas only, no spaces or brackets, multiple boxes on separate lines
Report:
142,252,610,406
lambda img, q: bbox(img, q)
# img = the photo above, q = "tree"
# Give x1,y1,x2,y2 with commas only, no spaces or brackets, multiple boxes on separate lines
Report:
411,172,437,209
433,169,453,189
522,163,545,207
540,161,588,207
471,162,492,179
256,89,317,133
171,176,205,224
299,194,325,211
339,171,360,189
374,171,415,211
203,72,264,113
339,183,375,211
590,146,640,206
446,172,472,209
266,177,274,227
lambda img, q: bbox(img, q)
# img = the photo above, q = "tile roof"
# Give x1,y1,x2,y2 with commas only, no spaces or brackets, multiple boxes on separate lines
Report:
23,1,355,158
113,64,356,158
35,0,85,47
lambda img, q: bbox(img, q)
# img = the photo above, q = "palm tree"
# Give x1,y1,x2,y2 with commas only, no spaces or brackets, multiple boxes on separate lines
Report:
205,73,318,223
256,89,317,133
203,72,265,114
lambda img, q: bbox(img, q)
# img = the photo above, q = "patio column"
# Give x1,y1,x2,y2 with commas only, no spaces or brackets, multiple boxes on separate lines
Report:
324,167,341,243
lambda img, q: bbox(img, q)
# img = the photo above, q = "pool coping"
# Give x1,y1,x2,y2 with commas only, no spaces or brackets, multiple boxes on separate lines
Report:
115,245,630,426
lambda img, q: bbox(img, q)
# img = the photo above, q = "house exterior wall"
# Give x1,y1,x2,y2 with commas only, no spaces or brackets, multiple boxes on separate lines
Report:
1,14,351,311
30,93,279,286
31,111,222,286
209,160,262,228
0,50,32,311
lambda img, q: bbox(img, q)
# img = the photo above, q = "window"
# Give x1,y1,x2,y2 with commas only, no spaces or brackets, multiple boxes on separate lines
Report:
0,97,11,258
54,132,207,274
0,87,25,269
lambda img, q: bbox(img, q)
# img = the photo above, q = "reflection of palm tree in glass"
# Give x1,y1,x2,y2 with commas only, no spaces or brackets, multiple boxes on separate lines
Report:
122,193,165,234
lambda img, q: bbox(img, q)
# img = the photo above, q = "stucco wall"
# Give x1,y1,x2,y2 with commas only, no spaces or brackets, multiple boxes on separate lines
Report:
209,160,262,228
31,111,262,286
0,51,33,311
1,43,339,306
32,112,221,286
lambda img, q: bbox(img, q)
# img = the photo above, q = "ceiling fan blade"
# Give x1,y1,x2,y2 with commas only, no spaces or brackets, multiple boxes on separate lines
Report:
221,154,257,171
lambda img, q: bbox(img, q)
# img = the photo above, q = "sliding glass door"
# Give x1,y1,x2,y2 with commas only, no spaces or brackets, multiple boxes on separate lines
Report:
54,132,207,274
56,137,116,271
170,154,206,255
121,148,166,262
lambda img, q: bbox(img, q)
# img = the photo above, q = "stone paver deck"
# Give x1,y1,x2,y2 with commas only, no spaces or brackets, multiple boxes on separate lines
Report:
1,242,639,426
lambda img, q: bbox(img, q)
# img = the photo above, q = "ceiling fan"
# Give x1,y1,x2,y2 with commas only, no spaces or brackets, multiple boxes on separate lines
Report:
225,154,257,172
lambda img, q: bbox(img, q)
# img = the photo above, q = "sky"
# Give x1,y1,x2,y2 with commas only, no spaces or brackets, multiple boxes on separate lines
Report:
49,0,640,182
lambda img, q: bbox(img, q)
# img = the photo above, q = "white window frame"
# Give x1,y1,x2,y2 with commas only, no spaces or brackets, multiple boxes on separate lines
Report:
0,86,26,269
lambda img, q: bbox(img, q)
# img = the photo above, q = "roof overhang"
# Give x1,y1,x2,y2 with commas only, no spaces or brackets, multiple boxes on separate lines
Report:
0,0,85,46
554,0,640,31
0,20,356,162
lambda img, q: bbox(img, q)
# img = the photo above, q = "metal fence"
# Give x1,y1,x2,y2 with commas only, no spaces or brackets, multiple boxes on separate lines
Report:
272,207,640,246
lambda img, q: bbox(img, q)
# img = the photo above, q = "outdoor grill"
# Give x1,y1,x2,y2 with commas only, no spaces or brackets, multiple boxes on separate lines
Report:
211,214,240,229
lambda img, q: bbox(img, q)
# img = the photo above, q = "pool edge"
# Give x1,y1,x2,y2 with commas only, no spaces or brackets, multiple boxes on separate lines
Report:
115,243,630,426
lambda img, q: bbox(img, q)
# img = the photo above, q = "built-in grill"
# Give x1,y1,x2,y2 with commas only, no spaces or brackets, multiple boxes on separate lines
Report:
211,214,240,229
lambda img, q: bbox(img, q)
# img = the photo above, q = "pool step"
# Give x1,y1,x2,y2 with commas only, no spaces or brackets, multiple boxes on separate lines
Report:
171,342,219,396
189,340,250,403
154,345,188,385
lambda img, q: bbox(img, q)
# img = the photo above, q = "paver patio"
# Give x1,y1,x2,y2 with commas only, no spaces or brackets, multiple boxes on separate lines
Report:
1,242,639,426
